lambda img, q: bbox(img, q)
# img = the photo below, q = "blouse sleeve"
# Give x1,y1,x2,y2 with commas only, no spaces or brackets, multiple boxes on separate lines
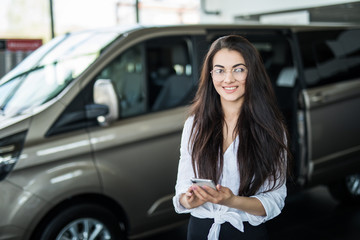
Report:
245,179,287,225
172,116,195,214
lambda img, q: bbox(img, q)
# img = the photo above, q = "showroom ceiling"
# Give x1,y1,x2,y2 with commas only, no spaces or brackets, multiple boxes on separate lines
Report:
235,1,360,24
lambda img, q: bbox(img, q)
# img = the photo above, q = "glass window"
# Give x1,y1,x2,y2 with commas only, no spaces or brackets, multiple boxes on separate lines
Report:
0,31,119,117
297,29,360,87
0,64,75,116
252,39,295,88
39,32,118,66
146,37,194,111
45,83,90,137
95,36,195,119
97,44,146,118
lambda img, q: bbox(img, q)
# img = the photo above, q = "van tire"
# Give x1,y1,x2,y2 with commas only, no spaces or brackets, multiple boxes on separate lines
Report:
328,174,360,204
37,203,126,240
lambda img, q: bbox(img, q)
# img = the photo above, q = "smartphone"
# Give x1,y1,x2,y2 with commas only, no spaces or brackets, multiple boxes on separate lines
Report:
190,178,216,190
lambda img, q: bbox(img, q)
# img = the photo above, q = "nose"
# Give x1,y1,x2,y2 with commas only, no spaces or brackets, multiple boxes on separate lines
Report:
223,71,235,83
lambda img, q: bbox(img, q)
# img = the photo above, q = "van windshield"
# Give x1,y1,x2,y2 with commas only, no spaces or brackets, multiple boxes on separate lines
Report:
0,30,119,117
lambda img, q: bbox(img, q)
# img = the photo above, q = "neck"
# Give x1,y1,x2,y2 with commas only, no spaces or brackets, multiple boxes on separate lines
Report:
221,100,242,122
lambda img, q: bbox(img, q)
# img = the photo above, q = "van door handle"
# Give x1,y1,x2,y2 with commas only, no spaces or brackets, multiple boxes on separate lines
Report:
310,93,324,103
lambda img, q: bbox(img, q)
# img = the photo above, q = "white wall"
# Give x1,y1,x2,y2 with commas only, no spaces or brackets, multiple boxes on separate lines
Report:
200,0,358,23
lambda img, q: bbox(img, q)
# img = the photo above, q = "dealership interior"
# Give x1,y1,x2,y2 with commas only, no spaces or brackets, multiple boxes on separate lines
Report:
1,0,360,240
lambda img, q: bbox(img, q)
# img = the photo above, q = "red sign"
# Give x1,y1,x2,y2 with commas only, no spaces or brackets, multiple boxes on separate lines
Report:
6,39,42,51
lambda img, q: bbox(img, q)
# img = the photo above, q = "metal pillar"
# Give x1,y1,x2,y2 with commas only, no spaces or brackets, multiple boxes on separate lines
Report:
50,0,55,38
136,0,139,23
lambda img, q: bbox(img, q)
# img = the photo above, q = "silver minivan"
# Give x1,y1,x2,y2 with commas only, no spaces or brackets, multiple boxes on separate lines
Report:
0,24,360,240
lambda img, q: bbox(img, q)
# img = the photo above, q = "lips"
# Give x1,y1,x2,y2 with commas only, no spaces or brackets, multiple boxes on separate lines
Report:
223,86,238,93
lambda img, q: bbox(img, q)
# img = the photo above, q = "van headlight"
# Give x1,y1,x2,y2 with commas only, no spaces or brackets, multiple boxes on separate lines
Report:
0,131,27,181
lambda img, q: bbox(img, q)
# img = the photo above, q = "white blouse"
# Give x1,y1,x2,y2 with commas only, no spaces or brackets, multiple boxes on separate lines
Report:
172,116,287,240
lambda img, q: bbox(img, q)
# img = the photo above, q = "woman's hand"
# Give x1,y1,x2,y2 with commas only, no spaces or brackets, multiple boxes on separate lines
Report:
192,184,236,207
182,184,266,216
179,185,206,209
192,184,266,216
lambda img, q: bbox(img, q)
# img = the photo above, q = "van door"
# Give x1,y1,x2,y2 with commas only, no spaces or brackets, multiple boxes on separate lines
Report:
87,35,196,235
297,29,360,183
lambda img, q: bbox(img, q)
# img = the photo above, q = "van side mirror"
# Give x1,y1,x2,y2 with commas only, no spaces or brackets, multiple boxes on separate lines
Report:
85,104,109,119
93,79,119,126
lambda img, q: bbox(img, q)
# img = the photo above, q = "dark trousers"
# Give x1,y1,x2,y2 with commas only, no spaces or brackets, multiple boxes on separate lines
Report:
187,216,269,240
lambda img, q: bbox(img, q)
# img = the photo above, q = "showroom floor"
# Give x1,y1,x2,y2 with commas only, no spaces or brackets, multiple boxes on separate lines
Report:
141,186,360,240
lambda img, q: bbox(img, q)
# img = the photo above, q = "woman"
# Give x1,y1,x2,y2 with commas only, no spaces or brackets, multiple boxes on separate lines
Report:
173,35,292,240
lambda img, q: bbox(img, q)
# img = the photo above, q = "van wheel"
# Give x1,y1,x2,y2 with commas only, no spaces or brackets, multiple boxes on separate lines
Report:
37,203,126,240
328,174,360,203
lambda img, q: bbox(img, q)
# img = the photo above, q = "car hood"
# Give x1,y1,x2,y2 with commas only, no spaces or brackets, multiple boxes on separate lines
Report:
0,113,31,137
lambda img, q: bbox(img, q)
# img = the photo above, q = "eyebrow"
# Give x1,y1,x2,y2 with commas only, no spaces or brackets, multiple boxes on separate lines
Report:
213,63,247,68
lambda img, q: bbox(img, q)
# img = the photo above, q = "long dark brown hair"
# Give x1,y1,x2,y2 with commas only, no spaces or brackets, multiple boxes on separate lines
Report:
189,35,291,196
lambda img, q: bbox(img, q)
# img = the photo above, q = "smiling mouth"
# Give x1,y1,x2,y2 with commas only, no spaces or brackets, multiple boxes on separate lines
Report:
223,87,237,90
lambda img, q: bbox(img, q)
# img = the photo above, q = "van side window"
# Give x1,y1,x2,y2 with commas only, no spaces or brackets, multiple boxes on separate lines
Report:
252,40,295,87
146,37,195,111
96,36,195,120
297,29,360,87
97,45,146,118
46,82,93,137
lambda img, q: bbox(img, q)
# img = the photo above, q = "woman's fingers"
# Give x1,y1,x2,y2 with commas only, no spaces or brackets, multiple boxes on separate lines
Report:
192,184,234,205
201,185,218,194
191,185,205,198
192,185,217,202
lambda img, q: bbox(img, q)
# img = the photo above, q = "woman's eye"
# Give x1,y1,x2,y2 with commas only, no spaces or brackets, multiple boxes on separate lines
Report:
234,68,245,73
214,69,224,74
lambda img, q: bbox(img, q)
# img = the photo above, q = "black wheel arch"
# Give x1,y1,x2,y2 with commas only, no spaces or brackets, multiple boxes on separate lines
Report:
29,193,129,240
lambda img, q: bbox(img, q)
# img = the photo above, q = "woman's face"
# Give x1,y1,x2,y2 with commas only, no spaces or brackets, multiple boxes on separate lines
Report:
211,48,247,106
